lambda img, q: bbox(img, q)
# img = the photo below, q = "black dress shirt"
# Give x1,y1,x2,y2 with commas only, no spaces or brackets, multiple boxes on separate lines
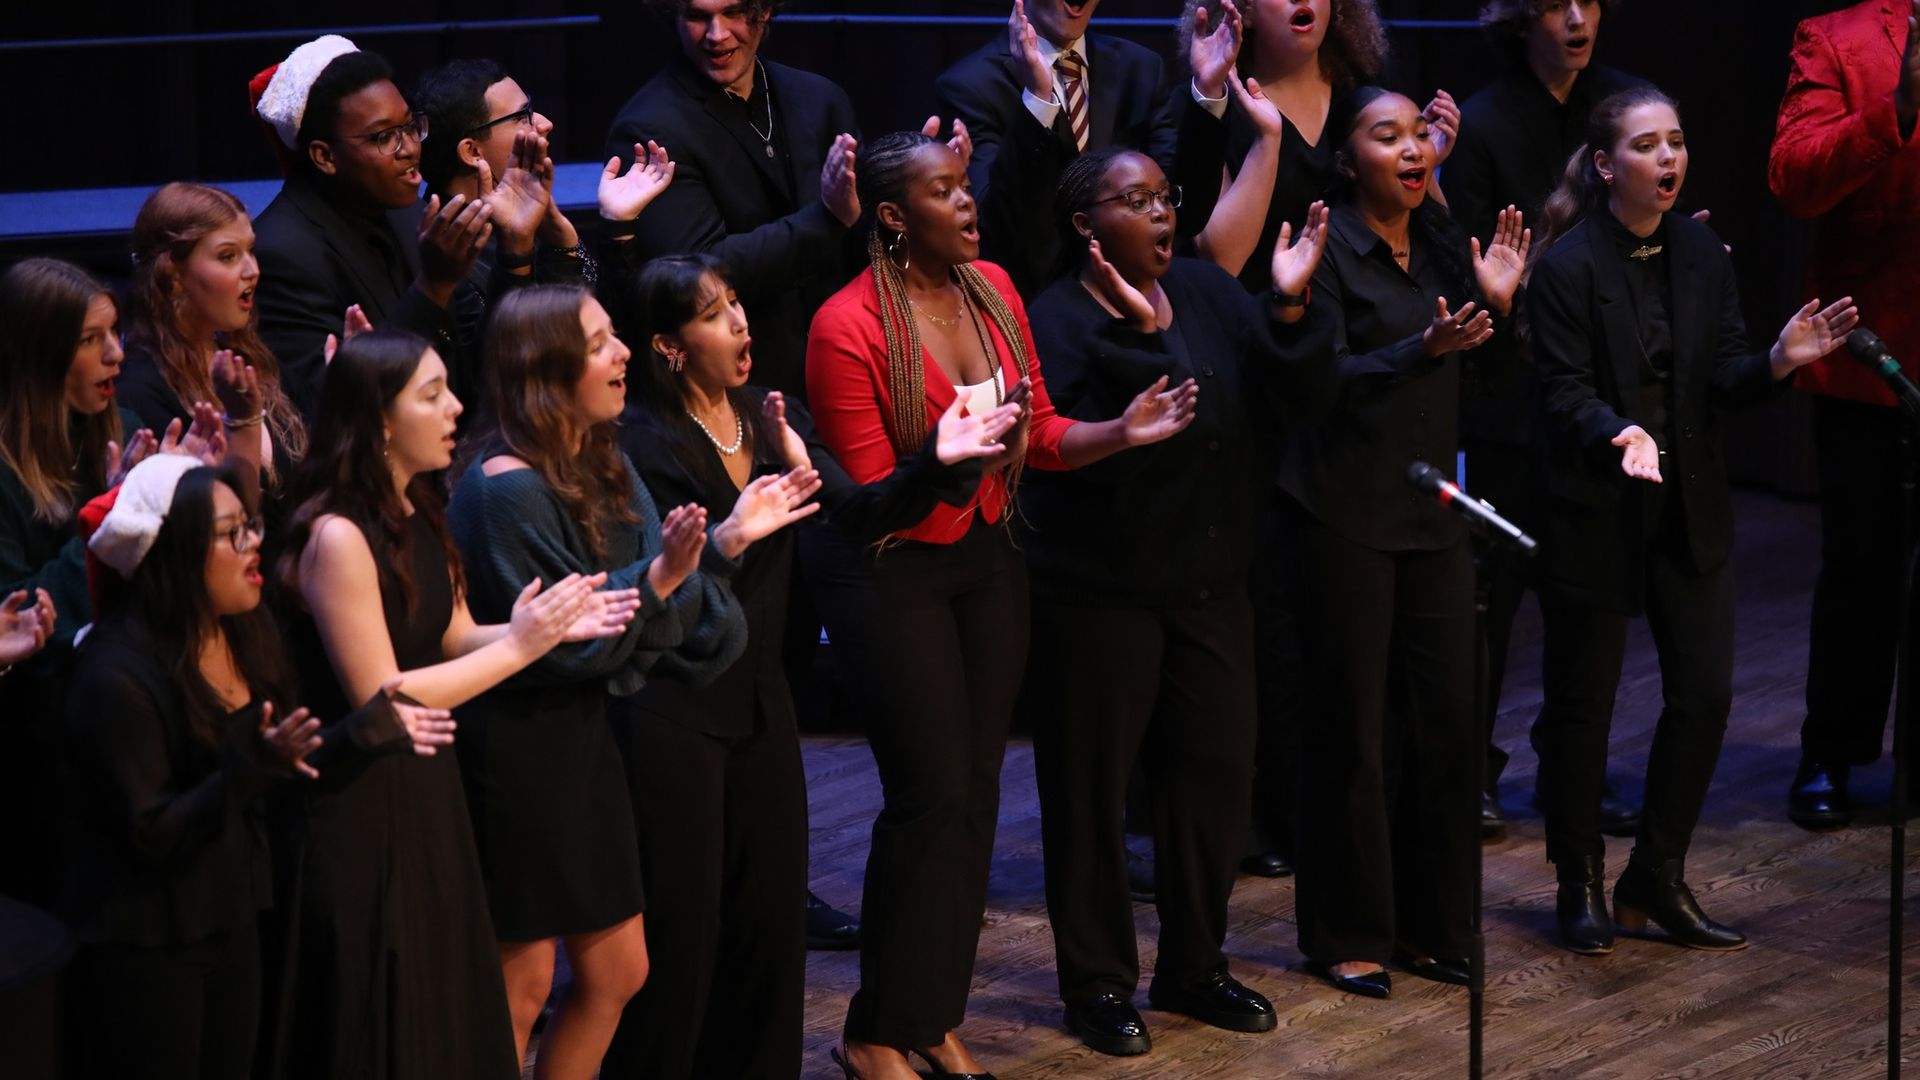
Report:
1221,98,1340,295
1280,204,1507,552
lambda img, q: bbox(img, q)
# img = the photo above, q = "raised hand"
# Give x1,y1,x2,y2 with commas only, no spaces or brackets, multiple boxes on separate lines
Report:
717,468,824,556
564,585,643,642
934,394,1022,465
1270,200,1330,298
416,193,494,291
922,116,973,172
821,134,861,228
1228,69,1284,141
1612,424,1664,483
477,130,554,255
1085,238,1158,332
1424,89,1461,166
258,702,324,779
1010,0,1054,100
760,391,813,470
1189,0,1244,100
1121,375,1200,446
1423,297,1494,356
324,304,373,366
507,572,606,656
649,503,710,599
600,141,677,223
104,428,158,488
1774,296,1861,375
982,377,1033,473
157,402,228,466
0,588,54,668
1470,205,1530,316
211,349,262,424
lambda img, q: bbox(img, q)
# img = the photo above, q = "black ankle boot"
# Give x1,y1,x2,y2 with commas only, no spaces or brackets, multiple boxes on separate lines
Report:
1555,854,1613,955
1612,856,1747,951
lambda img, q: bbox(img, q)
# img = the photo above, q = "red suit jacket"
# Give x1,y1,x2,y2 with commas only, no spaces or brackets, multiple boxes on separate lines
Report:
1770,0,1920,406
806,260,1076,545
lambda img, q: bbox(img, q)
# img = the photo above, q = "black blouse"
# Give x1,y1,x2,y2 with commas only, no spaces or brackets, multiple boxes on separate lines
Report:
1280,204,1507,552
1220,99,1340,296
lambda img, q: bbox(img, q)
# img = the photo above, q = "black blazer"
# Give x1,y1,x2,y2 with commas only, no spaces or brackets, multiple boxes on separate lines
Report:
604,60,862,399
935,34,1186,297
1526,211,1787,611
252,175,453,418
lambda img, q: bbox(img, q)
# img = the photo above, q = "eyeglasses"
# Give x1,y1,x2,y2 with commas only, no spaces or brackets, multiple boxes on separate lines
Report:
467,104,534,139
1092,184,1183,216
345,115,430,157
216,516,263,555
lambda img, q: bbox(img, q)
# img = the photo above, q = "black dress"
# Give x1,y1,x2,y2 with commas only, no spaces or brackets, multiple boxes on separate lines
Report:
273,511,517,1080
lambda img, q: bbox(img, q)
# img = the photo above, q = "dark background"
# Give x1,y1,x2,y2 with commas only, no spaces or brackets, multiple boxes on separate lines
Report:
0,0,1856,488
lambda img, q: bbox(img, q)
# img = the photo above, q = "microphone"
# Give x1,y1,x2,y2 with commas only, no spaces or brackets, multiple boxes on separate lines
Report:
1846,329,1920,416
1406,461,1538,555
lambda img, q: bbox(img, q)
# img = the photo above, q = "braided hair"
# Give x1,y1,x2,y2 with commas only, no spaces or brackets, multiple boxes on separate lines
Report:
857,131,1036,455
1051,147,1136,278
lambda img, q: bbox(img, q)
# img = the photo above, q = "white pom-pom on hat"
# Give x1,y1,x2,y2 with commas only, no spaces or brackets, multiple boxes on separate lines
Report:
255,34,360,150
88,455,205,579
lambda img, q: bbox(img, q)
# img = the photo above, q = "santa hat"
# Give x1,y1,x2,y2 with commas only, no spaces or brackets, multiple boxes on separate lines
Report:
87,455,204,581
250,34,359,166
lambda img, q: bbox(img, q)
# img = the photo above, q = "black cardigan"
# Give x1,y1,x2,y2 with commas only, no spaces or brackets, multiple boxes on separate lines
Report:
1021,257,1335,608
1525,210,1788,612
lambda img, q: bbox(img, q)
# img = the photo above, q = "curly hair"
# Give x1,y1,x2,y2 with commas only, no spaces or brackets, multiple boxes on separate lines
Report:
1479,0,1622,63
1180,0,1388,92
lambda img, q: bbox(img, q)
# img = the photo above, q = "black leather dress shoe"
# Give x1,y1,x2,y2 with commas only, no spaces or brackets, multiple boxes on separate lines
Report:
1481,790,1508,839
1399,954,1471,986
1788,758,1851,829
1239,851,1294,878
1613,857,1747,951
806,891,861,951
1148,970,1277,1032
1064,993,1152,1056
1313,963,1391,999
1127,847,1156,904
1597,786,1642,838
1555,854,1615,955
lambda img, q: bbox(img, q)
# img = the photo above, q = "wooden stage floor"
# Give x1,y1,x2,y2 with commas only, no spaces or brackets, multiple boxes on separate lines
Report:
795,491,1918,1079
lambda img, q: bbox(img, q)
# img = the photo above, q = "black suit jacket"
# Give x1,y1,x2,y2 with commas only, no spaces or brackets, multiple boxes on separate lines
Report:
604,60,861,400
252,175,452,418
935,34,1186,297
1526,211,1788,611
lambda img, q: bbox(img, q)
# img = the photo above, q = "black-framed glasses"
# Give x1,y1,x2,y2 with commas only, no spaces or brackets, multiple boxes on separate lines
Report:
346,115,430,157
1093,184,1183,215
466,103,534,139
217,516,264,555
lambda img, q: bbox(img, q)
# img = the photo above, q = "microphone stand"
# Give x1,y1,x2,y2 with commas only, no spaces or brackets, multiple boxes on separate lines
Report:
1893,414,1915,1080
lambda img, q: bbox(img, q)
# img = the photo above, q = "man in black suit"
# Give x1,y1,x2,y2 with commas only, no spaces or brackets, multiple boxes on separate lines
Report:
936,0,1217,297
250,39,492,416
602,0,861,401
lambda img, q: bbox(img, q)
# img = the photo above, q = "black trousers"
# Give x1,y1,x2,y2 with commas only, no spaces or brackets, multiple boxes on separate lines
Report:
812,520,1029,1048
602,702,808,1080
1539,519,1735,867
1028,592,1256,1004
1289,507,1478,965
1247,491,1308,858
1803,395,1915,767
68,923,260,1080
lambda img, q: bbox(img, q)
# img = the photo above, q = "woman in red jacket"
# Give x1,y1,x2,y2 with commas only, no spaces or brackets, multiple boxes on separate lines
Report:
806,128,1196,1080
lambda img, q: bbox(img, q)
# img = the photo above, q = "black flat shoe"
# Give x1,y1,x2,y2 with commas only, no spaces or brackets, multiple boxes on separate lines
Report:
1555,854,1615,955
829,1046,864,1080
1481,790,1508,839
910,1048,997,1079
1597,786,1642,838
807,891,861,951
1395,951,1471,986
1313,962,1391,999
1239,851,1294,878
1788,758,1851,830
1148,970,1277,1032
1612,857,1747,951
1127,847,1156,904
1064,993,1152,1056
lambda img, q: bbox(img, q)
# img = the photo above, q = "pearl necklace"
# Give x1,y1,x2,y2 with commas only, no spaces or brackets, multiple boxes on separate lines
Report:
687,408,745,455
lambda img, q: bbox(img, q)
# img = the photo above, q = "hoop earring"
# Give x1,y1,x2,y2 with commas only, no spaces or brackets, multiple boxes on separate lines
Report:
887,230,910,272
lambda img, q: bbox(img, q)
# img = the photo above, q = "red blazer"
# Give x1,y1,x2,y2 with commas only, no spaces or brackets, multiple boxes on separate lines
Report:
1769,0,1920,406
806,260,1076,544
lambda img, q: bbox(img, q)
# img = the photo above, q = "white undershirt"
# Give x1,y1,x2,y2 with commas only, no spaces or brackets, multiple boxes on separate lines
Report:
954,368,1003,416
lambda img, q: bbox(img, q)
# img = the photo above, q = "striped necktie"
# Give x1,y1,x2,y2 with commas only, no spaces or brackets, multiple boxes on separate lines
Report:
1056,50,1089,152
